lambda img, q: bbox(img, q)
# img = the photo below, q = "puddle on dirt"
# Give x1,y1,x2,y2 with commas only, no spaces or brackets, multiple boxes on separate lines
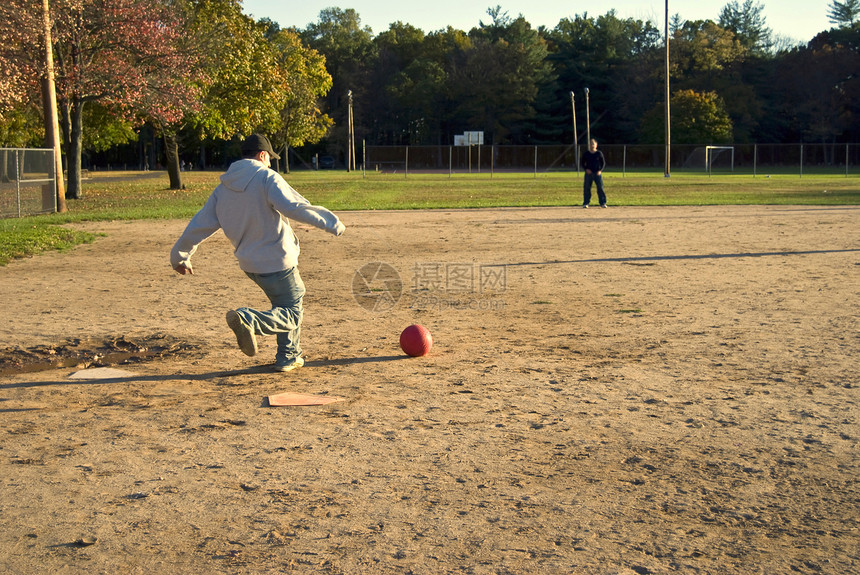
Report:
0,334,201,376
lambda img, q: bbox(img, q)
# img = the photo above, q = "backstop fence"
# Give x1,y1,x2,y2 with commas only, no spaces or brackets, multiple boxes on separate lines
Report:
360,143,859,176
0,148,57,218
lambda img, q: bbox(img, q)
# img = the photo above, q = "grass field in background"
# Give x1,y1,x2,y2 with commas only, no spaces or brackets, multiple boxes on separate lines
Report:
1,169,857,265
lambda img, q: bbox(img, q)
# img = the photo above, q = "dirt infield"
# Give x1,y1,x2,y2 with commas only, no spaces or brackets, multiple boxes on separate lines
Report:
1,205,858,574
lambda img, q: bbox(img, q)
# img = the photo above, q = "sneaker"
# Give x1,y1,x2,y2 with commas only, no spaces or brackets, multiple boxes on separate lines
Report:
600,204,608,208
582,204,589,209
274,356,305,373
226,310,257,357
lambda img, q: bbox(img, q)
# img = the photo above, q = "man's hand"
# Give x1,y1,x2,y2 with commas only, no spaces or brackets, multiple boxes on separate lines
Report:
174,263,193,275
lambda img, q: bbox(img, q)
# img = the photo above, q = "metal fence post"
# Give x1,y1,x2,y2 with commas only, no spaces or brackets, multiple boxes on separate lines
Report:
754,144,757,177
48,147,57,211
800,144,803,178
16,150,21,218
623,145,627,178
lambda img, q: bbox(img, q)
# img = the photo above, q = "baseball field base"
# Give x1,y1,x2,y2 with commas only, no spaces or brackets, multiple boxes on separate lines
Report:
267,392,344,407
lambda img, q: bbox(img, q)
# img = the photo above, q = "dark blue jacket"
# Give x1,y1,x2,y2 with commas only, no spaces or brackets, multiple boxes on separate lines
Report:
581,150,606,173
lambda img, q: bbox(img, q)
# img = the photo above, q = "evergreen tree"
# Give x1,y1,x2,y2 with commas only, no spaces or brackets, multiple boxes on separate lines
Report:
827,0,860,26
719,0,772,53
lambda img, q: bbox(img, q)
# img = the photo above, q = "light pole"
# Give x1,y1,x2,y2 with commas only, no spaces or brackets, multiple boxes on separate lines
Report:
42,0,65,211
664,0,671,177
347,90,355,172
585,87,591,147
570,91,579,174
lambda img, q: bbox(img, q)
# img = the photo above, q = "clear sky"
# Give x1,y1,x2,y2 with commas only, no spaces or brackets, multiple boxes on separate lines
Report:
241,1,832,44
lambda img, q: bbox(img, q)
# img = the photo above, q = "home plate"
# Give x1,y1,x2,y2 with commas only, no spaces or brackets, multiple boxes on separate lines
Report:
267,392,344,407
69,367,137,380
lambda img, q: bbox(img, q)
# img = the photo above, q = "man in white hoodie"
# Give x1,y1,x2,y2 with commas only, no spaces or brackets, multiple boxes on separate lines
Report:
171,134,345,372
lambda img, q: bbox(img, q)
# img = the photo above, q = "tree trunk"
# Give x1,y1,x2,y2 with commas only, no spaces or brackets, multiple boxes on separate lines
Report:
163,130,183,189
64,98,85,200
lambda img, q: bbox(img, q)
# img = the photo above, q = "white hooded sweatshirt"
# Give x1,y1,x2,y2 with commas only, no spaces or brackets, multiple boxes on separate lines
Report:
170,159,345,274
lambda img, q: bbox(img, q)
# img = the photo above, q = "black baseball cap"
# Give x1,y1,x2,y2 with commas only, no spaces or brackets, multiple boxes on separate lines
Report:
241,133,280,159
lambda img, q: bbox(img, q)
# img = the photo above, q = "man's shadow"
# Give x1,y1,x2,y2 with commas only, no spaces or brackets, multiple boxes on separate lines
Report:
0,354,408,392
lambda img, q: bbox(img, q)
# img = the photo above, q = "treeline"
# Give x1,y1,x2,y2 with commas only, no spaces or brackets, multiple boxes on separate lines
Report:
0,0,858,198
297,4,860,152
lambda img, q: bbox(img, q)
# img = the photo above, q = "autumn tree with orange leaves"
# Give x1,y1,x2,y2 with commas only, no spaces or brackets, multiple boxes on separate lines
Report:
0,0,202,198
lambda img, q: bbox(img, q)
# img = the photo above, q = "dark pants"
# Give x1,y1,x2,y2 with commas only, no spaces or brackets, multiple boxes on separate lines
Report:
583,172,606,206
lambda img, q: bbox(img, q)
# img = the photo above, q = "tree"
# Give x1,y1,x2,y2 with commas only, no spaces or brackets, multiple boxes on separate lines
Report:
0,26,43,149
128,0,206,190
719,0,772,53
0,36,32,133
0,1,36,113
188,0,285,142
372,22,465,146
452,9,553,144
163,0,290,184
671,20,746,84
0,0,196,194
181,3,332,175
386,58,447,144
370,22,430,144
0,107,44,148
267,26,334,155
544,11,661,143
82,104,139,154
301,8,374,156
827,0,860,26
640,90,733,144
55,0,201,198
418,27,472,143
0,0,202,199
773,26,860,143
0,2,52,185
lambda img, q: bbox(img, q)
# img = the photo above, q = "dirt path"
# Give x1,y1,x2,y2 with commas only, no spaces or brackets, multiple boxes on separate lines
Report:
1,205,858,574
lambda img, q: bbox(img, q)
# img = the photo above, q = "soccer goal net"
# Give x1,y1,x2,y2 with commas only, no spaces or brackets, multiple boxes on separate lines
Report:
705,146,734,174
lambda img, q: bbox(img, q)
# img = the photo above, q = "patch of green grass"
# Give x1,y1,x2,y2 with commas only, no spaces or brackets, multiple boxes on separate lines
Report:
1,169,857,265
0,219,97,265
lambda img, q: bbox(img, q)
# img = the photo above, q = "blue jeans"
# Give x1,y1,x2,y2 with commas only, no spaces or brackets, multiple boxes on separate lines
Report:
237,267,305,362
583,172,606,206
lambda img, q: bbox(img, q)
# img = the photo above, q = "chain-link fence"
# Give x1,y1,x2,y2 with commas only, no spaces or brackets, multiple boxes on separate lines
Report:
0,148,58,218
361,143,859,176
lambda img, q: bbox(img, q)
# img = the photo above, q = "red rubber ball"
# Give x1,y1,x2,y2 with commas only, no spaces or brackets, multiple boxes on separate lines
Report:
400,324,433,357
